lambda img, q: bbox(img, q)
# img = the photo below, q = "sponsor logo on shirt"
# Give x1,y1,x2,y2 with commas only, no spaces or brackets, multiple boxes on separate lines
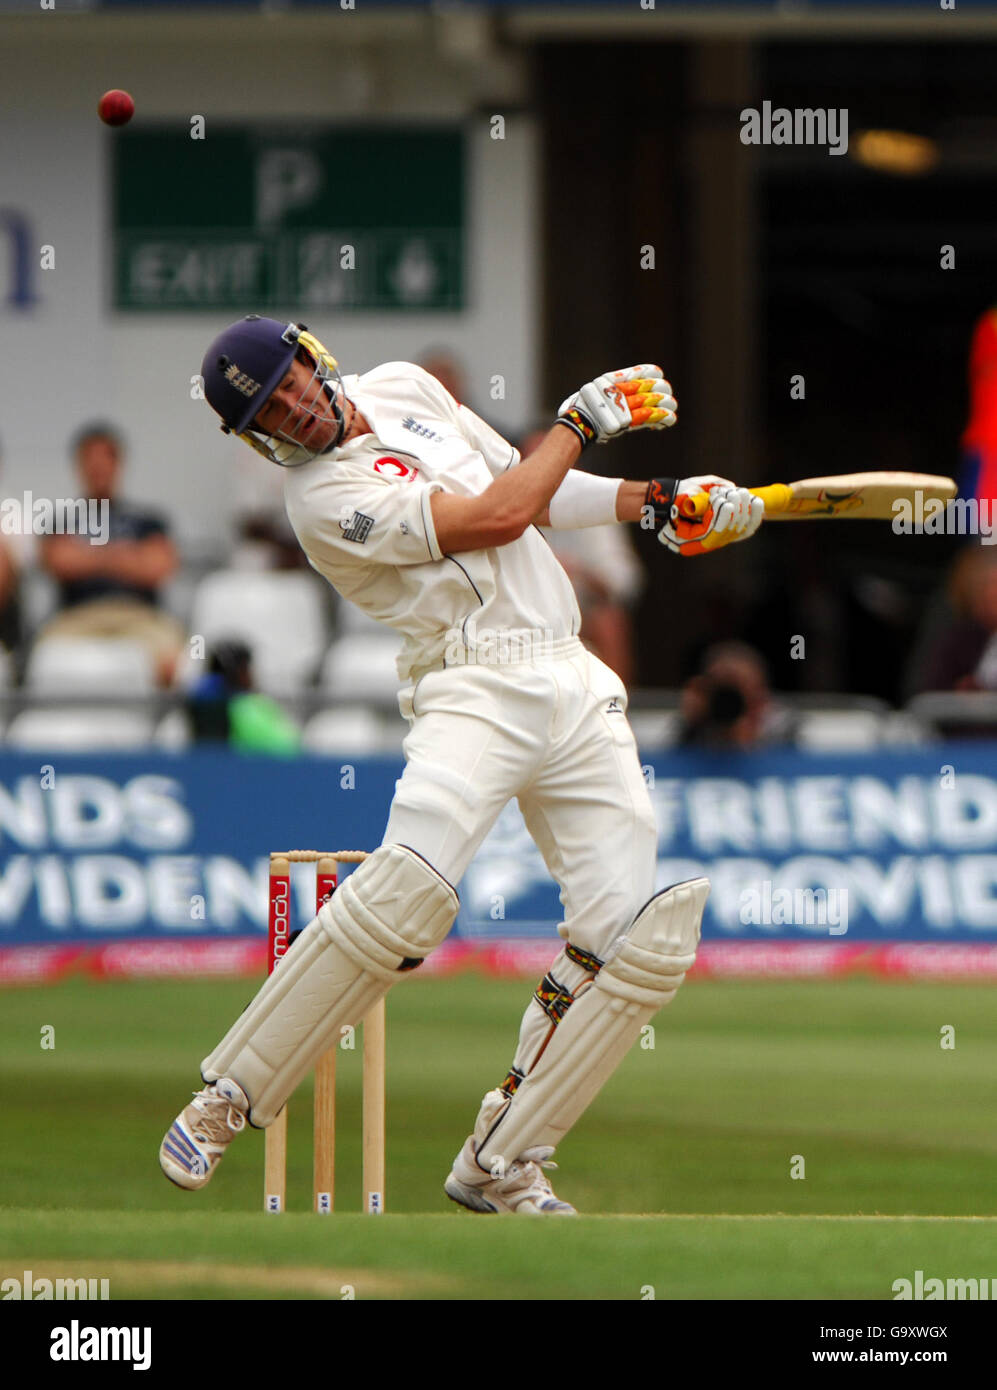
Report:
401,416,443,442
340,510,375,544
606,698,624,714
373,456,419,481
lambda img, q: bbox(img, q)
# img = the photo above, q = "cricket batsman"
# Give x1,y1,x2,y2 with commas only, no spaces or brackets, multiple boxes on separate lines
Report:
159,317,763,1213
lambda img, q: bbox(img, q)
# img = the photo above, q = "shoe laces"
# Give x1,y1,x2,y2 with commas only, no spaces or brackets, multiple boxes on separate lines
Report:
497,1146,558,1198
189,1087,246,1145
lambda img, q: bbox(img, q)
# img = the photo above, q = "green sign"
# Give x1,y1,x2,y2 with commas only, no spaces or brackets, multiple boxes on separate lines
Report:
112,127,463,311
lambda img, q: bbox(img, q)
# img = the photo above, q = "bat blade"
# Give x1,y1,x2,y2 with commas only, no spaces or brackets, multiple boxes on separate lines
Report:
760,472,956,521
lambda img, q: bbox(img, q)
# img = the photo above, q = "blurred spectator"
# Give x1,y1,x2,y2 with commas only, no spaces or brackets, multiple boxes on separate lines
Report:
186,639,301,755
902,307,997,703
418,348,466,403
0,540,16,650
0,433,25,663
231,446,307,571
516,427,642,685
419,347,508,435
679,641,797,749
235,509,305,570
541,524,641,686
908,543,997,693
35,423,184,685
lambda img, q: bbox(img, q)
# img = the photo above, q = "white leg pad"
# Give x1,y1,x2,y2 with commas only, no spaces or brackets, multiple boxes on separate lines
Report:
201,844,458,1126
476,877,708,1170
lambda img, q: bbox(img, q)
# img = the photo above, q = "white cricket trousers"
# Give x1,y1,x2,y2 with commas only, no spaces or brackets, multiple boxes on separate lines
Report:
382,636,658,1088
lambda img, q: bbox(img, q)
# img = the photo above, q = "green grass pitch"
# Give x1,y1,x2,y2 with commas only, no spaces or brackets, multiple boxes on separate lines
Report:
2,974,994,1299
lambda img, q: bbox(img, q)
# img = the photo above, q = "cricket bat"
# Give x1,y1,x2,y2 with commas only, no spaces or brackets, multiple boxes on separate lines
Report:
680,471,957,523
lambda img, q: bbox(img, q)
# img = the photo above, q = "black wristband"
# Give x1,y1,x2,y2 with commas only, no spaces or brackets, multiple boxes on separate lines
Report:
556,407,597,448
645,477,678,528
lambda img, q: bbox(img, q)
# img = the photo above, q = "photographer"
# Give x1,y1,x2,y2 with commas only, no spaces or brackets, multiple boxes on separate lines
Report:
680,642,798,749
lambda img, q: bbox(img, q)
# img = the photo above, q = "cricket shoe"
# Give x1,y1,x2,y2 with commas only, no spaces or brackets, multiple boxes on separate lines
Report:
444,1089,577,1215
159,1080,249,1191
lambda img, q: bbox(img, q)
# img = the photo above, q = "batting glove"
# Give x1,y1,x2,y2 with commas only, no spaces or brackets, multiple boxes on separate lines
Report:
556,364,677,447
645,474,764,557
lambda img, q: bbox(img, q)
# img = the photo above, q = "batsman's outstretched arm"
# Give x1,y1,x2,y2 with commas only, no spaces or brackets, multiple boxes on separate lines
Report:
536,472,763,558
611,480,653,522
530,477,644,528
432,362,680,553
430,423,583,552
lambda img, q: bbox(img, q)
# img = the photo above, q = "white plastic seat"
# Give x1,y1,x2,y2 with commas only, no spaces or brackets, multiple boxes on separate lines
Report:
25,637,156,695
186,570,329,695
301,707,393,755
880,711,929,746
796,711,883,751
320,635,402,701
629,710,681,752
5,707,155,750
153,708,193,750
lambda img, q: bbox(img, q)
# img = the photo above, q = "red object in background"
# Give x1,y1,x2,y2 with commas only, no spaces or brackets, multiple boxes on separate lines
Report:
964,308,997,448
97,89,135,126
960,308,997,505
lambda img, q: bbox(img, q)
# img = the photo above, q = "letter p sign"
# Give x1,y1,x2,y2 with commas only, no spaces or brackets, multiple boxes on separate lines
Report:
256,149,323,229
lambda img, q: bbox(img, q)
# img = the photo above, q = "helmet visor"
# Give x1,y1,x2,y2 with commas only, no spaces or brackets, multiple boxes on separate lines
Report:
241,351,346,467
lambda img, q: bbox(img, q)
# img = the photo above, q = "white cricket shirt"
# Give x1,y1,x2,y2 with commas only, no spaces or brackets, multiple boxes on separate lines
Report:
283,362,581,682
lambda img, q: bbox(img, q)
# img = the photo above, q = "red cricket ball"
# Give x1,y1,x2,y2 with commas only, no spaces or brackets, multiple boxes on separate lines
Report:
98,90,135,127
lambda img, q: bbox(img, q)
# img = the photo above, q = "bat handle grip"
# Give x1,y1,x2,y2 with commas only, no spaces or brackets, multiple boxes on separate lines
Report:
679,483,791,521
678,491,711,519
751,483,792,513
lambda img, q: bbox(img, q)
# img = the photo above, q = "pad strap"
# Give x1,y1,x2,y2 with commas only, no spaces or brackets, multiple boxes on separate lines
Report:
476,879,708,1169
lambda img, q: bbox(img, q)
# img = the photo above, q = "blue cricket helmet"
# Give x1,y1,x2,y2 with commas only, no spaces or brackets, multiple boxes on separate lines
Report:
201,316,346,465
202,316,298,434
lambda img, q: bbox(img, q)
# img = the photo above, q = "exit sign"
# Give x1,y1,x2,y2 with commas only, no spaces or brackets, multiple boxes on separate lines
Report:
112,127,464,312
